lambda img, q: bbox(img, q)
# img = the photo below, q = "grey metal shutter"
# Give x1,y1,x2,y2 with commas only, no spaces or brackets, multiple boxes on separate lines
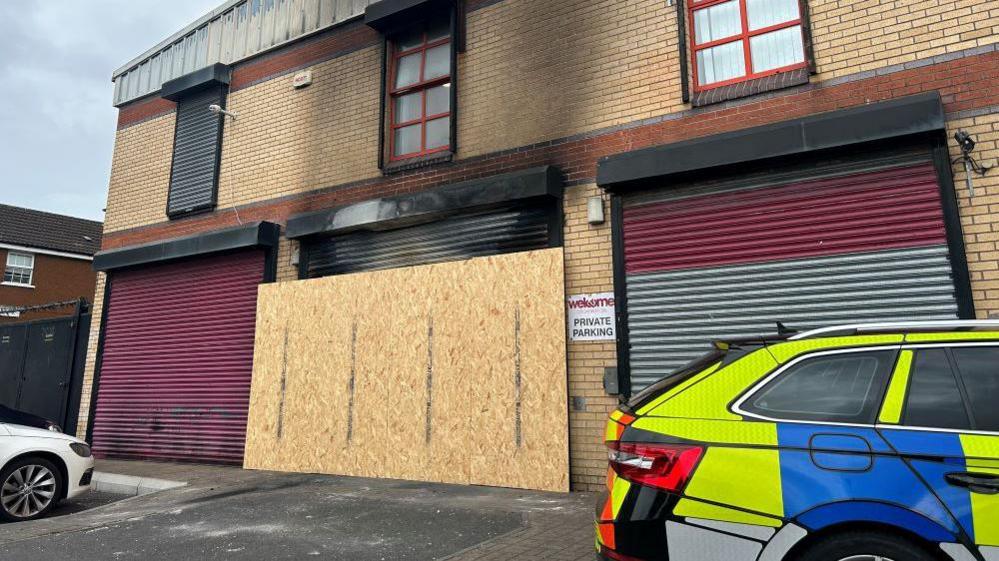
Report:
621,154,965,391
167,85,225,217
302,203,557,278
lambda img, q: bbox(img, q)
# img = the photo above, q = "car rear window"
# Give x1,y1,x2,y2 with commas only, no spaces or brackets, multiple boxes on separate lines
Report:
952,347,999,432
743,350,895,424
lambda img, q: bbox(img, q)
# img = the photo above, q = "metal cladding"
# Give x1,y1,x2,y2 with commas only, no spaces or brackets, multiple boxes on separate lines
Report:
303,204,556,277
90,250,265,464
622,161,961,391
112,0,379,106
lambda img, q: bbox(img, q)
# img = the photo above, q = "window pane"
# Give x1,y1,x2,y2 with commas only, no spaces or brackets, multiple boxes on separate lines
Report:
394,92,422,124
394,52,422,89
746,351,894,423
424,43,451,80
693,1,741,44
393,124,422,157
426,84,450,116
953,348,999,431
394,28,423,52
425,116,450,150
750,25,805,73
426,14,451,42
746,0,800,31
696,40,745,85
904,350,970,430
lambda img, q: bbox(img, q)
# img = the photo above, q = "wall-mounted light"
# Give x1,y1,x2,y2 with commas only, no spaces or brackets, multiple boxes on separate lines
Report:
587,196,606,225
953,130,992,198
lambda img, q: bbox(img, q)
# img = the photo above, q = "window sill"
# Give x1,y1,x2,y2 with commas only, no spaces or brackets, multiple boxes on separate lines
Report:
383,152,453,175
1,282,34,289
691,67,810,108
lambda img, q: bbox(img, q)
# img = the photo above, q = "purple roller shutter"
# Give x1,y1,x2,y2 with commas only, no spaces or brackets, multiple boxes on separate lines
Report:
91,250,264,464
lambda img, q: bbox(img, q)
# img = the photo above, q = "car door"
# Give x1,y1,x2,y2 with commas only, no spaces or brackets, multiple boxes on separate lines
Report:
736,348,962,538
878,345,999,560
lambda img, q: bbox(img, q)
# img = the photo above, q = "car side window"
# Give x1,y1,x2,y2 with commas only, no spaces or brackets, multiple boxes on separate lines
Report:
903,349,971,430
744,350,895,424
951,347,999,432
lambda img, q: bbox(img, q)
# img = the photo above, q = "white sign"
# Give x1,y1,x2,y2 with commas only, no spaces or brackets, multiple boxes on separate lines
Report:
567,293,616,342
292,70,313,88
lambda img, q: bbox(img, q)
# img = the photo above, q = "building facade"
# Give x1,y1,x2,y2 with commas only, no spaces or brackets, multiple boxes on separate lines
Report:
0,204,102,322
81,0,998,491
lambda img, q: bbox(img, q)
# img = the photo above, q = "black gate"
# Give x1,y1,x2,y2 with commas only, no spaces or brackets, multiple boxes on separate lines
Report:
0,300,90,434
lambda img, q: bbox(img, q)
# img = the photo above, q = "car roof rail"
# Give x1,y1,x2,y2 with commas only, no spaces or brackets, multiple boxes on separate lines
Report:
788,320,999,340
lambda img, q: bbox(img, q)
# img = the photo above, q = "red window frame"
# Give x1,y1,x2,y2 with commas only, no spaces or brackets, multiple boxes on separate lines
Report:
689,0,806,92
388,25,452,161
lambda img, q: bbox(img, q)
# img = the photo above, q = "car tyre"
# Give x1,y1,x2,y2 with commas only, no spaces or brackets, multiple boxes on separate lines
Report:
0,457,63,522
793,530,940,561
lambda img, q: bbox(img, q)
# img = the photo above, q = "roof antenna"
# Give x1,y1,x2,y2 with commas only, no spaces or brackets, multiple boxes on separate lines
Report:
776,322,796,336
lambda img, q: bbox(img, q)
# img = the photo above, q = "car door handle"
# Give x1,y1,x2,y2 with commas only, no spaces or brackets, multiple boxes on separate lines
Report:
946,472,999,495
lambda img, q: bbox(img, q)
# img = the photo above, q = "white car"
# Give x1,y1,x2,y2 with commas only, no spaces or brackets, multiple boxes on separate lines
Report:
0,405,94,521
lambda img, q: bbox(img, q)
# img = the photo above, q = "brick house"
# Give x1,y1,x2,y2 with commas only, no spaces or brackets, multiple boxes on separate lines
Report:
80,0,998,491
0,204,102,322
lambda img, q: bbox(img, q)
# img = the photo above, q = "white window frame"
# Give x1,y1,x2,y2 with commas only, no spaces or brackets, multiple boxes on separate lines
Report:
3,251,35,288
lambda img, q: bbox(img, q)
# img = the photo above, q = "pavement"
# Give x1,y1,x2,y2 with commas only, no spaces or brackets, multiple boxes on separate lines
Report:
0,460,596,561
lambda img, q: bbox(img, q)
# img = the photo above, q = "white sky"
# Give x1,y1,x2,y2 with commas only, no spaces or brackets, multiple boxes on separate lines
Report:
0,0,219,222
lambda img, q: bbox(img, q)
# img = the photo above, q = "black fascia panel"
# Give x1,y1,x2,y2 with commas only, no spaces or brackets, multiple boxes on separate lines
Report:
286,166,564,239
597,92,946,191
160,63,232,102
93,221,280,271
364,0,453,34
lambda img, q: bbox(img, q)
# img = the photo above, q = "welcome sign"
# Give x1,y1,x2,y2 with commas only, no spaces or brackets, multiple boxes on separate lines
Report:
567,293,616,342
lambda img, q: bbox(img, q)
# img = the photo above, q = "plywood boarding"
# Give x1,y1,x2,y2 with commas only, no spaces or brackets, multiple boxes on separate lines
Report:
244,248,569,492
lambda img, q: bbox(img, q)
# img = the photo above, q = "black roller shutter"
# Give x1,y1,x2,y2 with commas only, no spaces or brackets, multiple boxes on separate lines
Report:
302,202,558,278
167,85,226,217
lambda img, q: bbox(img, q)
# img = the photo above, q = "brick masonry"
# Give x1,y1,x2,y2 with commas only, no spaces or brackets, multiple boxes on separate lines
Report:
0,250,97,323
83,0,999,491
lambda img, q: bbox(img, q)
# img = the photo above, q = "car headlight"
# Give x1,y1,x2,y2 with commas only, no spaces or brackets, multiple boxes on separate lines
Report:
47,423,62,433
69,442,92,457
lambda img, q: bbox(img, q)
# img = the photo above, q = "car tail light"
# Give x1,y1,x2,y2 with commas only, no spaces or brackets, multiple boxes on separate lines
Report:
606,442,703,492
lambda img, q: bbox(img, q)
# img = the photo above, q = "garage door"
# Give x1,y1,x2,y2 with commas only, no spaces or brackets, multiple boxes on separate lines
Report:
91,250,265,464
622,159,964,391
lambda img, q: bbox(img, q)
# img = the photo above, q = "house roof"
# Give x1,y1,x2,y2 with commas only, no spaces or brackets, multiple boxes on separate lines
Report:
0,204,103,257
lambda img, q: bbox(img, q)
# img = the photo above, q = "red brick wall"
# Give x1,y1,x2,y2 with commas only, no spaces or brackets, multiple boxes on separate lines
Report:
0,249,97,322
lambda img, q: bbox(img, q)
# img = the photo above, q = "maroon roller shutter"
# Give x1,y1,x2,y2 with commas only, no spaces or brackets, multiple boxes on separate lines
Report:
91,250,264,464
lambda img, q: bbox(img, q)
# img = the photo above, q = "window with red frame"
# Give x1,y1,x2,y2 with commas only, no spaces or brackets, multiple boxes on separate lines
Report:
389,15,452,161
690,0,806,90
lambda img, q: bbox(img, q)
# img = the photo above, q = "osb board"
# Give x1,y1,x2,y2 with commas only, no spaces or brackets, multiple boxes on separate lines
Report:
244,248,569,492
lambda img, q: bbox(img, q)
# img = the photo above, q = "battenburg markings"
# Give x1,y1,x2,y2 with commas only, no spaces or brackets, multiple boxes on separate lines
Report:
277,327,289,439
514,305,522,448
425,316,435,445
346,321,358,444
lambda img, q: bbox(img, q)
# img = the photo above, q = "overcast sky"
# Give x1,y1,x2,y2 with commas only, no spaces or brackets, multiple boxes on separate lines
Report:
0,0,217,222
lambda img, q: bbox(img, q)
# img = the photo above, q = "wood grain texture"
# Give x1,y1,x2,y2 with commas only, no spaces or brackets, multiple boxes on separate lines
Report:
244,248,569,492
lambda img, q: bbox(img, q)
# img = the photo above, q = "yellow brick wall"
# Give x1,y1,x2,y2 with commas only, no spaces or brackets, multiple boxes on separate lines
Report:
949,113,999,317
76,272,105,439
810,0,999,77
563,183,618,491
103,0,999,235
103,114,175,233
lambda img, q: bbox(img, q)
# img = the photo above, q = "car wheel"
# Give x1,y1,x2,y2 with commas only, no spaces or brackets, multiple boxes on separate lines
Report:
793,531,939,561
0,457,63,522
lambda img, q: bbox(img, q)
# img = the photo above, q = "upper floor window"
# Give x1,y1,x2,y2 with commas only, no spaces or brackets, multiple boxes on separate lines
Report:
388,14,453,162
3,252,34,286
743,350,895,424
690,0,806,90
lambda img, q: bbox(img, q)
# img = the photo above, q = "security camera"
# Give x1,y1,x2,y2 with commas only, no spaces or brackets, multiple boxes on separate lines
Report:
955,130,975,154
208,104,238,120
